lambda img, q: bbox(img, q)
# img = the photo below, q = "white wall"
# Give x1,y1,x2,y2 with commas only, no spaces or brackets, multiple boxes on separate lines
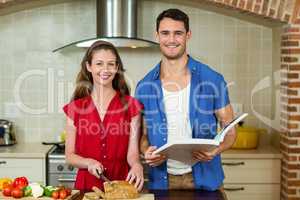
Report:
0,0,275,143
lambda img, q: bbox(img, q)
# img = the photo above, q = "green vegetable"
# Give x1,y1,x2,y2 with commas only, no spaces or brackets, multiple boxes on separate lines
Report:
23,186,32,197
44,186,56,197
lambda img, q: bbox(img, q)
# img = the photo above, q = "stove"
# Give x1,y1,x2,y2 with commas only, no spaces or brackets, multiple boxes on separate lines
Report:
47,145,77,188
46,144,150,189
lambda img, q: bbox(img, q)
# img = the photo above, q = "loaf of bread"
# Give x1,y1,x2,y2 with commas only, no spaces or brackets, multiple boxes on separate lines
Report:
105,181,139,199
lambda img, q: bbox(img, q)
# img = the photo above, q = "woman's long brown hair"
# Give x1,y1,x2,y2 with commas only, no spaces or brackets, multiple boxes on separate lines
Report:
71,40,130,107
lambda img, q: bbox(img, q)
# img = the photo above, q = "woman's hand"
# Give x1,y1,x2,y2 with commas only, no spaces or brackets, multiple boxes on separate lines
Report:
86,158,104,178
144,146,167,167
126,163,144,191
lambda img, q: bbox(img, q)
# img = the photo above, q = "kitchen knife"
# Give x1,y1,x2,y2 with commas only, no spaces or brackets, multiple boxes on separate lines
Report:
96,169,112,184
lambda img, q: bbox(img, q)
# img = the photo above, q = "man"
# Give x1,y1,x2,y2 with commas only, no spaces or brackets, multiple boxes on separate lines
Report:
135,8,236,190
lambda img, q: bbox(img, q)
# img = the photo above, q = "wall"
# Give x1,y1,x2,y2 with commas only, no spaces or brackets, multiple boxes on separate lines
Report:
0,0,275,143
271,27,283,148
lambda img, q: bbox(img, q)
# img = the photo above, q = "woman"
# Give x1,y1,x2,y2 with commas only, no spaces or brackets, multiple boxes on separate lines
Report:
63,40,144,191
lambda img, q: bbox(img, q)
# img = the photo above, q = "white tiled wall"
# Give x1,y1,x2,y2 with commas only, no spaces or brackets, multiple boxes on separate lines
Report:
0,0,276,143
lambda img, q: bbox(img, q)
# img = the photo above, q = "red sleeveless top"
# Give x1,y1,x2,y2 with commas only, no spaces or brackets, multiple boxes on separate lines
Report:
63,92,142,191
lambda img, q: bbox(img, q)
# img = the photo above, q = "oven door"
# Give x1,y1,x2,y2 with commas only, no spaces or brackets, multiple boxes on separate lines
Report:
48,173,76,188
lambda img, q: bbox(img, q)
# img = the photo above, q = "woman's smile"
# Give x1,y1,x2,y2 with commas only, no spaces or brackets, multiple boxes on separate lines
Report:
98,72,112,80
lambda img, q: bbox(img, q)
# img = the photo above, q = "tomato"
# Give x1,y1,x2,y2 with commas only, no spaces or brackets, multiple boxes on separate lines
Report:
65,188,72,196
12,177,28,189
15,184,26,190
59,189,68,199
2,185,12,196
11,187,23,199
52,191,59,199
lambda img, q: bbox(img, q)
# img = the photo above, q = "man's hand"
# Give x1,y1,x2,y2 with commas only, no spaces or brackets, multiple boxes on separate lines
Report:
192,147,220,162
144,146,167,167
193,104,236,163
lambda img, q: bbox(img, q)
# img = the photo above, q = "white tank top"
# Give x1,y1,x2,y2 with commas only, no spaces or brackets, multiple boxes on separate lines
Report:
162,83,192,175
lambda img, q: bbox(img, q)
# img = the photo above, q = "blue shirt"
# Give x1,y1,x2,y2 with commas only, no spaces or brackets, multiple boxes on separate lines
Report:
135,56,230,190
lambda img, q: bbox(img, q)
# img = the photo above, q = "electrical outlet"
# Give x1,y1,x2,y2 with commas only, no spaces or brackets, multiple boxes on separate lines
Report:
4,102,21,118
231,103,243,116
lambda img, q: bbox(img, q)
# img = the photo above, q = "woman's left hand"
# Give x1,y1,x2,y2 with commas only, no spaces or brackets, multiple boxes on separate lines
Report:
126,163,144,191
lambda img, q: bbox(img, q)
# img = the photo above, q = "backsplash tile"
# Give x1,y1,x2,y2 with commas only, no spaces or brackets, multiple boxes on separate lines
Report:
0,0,275,142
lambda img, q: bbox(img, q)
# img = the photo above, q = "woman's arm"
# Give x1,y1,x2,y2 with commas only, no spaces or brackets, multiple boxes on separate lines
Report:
65,116,103,177
127,113,142,167
126,114,144,191
140,117,149,154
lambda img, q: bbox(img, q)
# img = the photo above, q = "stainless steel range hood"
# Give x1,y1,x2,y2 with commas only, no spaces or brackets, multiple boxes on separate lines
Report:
53,0,157,52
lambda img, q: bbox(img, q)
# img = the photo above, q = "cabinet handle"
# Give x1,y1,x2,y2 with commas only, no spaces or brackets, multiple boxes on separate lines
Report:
222,162,245,166
224,187,245,191
0,161,7,165
57,178,75,182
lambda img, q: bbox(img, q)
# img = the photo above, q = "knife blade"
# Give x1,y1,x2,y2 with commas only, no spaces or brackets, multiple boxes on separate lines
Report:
96,169,112,183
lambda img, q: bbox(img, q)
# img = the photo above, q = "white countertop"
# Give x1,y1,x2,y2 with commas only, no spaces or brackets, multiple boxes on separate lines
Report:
0,143,52,158
222,145,281,159
0,143,281,159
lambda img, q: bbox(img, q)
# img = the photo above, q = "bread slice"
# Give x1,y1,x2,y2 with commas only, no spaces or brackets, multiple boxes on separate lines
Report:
84,192,100,200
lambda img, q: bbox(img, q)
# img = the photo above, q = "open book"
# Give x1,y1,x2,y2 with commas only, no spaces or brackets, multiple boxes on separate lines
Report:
152,113,249,166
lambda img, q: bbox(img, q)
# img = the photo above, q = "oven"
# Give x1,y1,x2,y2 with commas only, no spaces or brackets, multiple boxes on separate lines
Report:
47,145,77,188
46,145,149,189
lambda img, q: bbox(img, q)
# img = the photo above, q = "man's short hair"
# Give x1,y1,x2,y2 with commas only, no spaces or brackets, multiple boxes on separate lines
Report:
156,8,189,32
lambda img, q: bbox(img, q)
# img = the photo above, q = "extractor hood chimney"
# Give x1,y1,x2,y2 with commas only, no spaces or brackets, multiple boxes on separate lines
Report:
53,0,157,52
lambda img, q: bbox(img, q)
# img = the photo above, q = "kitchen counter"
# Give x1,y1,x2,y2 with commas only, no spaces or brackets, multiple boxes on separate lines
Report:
0,142,52,158
222,145,281,159
75,190,227,200
0,143,280,159
150,190,227,200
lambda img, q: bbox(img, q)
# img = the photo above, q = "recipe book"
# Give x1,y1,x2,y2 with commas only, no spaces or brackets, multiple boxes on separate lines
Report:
152,113,249,166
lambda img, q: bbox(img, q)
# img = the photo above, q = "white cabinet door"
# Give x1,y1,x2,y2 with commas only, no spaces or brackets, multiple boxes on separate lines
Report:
222,159,281,184
0,158,45,184
224,184,280,200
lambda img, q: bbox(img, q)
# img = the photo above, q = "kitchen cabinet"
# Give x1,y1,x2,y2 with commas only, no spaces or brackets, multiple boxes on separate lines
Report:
222,146,281,200
0,158,45,184
149,190,226,200
0,143,52,185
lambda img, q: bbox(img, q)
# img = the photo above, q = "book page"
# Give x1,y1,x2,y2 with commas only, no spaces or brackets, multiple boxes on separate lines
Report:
152,113,249,165
153,139,219,165
214,113,248,143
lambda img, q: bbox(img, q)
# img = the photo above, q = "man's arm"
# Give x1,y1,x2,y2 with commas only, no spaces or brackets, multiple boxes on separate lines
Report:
214,104,236,154
140,117,167,167
193,104,236,162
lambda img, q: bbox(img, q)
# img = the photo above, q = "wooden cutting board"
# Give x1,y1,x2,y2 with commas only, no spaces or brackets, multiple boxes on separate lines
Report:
0,190,80,199
83,192,154,200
